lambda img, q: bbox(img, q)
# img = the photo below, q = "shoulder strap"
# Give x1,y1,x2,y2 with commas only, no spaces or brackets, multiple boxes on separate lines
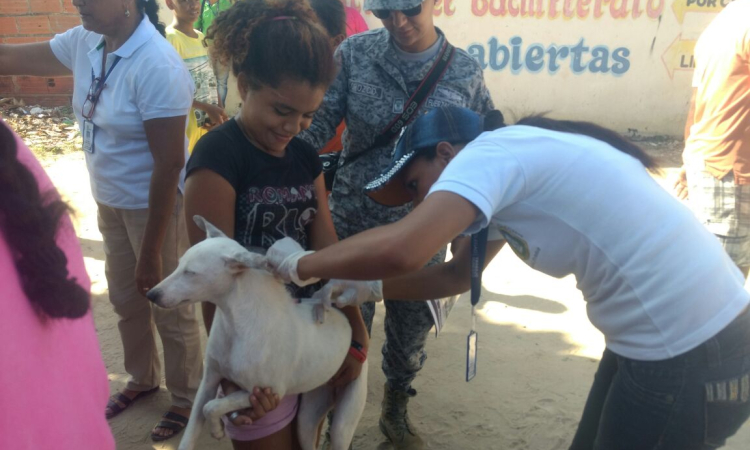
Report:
338,40,456,171
470,227,490,307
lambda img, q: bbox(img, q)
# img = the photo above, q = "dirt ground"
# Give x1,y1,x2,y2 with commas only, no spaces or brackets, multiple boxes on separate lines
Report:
30,133,750,450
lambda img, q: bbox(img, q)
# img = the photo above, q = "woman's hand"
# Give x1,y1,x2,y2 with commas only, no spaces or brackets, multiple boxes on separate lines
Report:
314,279,383,308
674,166,689,200
329,353,365,388
136,251,163,296
223,380,280,426
267,237,319,286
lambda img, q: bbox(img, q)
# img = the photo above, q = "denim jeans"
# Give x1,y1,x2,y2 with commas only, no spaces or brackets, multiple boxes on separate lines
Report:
570,307,750,450
215,62,229,107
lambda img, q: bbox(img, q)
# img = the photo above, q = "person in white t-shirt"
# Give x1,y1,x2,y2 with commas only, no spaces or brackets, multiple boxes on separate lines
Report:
267,106,750,449
0,0,204,442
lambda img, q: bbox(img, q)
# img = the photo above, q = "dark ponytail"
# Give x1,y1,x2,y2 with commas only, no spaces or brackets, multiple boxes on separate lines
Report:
483,109,506,132
0,123,89,321
137,0,166,37
309,0,346,39
515,115,659,172
207,0,336,90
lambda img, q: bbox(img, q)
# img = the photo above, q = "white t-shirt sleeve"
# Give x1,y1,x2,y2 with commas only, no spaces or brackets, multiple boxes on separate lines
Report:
49,26,83,70
134,61,194,121
427,134,527,236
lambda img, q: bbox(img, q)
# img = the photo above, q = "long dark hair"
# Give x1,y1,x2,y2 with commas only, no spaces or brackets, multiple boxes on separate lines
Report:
514,115,659,172
0,123,89,320
137,0,166,37
206,0,337,90
417,110,658,173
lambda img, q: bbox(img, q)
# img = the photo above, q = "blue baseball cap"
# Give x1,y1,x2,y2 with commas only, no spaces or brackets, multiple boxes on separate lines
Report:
365,106,487,206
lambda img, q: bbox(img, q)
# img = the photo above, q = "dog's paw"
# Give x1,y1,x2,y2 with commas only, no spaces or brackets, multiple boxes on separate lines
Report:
313,304,326,324
210,424,225,440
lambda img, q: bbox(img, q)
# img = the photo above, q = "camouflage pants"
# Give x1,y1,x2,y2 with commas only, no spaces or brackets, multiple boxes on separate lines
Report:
360,297,435,392
332,206,443,392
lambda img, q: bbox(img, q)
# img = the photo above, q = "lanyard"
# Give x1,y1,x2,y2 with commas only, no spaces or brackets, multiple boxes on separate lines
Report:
466,226,489,382
91,46,122,87
470,227,490,329
84,44,121,121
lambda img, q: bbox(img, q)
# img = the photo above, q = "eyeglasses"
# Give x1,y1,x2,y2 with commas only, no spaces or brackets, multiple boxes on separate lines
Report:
82,76,105,121
372,3,423,20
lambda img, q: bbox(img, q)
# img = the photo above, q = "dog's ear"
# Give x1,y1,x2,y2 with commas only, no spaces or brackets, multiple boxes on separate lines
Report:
193,215,228,239
222,251,266,274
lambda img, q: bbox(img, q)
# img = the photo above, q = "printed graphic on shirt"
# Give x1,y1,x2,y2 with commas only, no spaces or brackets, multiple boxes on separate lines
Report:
498,225,530,261
237,184,317,250
183,55,219,126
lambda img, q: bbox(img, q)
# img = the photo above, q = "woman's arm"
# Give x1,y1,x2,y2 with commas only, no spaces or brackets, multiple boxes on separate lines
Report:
308,174,369,388
297,191,480,281
675,88,698,200
382,238,506,300
135,117,188,295
0,42,70,76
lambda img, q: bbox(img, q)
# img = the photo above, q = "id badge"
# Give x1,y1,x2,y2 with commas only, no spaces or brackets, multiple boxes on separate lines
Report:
466,330,478,382
82,120,95,153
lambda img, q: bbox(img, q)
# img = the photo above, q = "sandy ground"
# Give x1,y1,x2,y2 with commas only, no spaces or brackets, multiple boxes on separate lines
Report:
41,151,750,450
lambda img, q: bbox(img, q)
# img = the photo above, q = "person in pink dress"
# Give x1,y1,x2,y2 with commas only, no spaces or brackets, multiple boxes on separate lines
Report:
345,4,369,36
0,120,115,450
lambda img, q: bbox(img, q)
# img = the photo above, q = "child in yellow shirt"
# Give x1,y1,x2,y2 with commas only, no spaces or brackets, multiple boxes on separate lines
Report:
166,0,228,153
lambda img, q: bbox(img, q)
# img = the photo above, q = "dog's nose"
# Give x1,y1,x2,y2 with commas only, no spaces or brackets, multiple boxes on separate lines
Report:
145,288,161,304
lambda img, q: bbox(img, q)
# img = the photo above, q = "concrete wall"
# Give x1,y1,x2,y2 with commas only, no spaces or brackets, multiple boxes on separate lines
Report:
347,0,728,136
1,0,733,135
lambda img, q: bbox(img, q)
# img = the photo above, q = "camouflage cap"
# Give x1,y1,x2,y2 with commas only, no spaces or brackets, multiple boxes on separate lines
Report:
364,0,424,11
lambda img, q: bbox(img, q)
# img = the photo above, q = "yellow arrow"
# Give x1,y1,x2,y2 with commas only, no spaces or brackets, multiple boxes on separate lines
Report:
661,34,696,79
672,0,730,24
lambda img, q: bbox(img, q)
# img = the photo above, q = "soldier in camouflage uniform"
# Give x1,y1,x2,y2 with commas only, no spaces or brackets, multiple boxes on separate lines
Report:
299,1,494,448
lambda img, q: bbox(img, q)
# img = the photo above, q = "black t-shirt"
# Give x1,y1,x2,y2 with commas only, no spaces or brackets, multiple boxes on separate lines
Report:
187,119,323,252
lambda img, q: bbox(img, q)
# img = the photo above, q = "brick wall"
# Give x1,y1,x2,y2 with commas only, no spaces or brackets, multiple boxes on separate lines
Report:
0,0,80,106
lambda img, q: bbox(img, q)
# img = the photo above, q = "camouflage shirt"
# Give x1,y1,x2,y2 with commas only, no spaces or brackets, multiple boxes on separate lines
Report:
299,27,495,237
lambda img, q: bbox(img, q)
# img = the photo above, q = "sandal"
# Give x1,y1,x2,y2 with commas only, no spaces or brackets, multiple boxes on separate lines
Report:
105,386,159,419
151,411,189,442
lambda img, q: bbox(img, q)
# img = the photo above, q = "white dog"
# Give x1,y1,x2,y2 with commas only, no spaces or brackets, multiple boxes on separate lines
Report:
147,216,367,450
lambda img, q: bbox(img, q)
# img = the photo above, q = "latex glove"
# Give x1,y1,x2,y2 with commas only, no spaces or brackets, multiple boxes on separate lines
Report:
314,279,384,308
267,237,320,287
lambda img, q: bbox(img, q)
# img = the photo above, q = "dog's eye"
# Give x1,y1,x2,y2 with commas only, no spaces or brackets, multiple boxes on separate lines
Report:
184,270,197,276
